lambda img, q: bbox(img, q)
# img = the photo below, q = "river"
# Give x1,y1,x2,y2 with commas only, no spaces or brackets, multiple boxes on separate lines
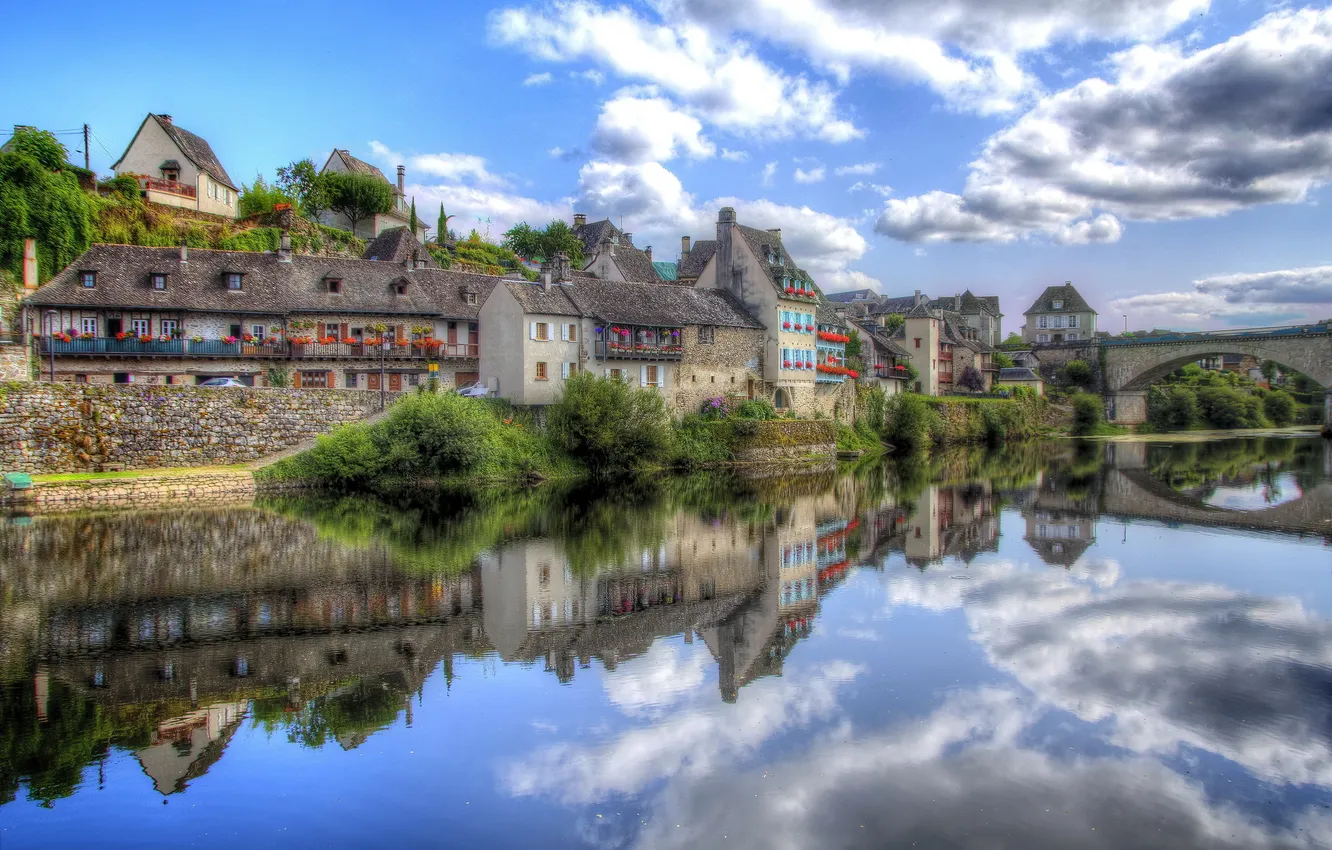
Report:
2,436,1330,849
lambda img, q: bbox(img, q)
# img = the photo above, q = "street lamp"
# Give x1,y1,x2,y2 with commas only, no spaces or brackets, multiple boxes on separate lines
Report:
1123,314,1128,334
44,310,58,382
379,336,389,410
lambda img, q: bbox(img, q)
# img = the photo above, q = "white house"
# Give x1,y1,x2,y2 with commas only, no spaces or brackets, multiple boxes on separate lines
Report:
112,114,239,219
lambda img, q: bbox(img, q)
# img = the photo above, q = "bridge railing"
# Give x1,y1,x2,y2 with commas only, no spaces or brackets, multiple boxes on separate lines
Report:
1099,322,1331,346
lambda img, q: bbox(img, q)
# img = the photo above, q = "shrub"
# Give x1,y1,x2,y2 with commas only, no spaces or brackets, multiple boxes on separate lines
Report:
548,372,672,471
699,397,730,420
1263,390,1296,427
734,398,776,420
670,416,733,468
1196,385,1266,429
861,386,887,433
1064,360,1093,388
884,393,938,450
1070,393,1103,435
239,176,296,217
1148,386,1201,431
957,365,985,392
302,425,385,485
375,391,497,477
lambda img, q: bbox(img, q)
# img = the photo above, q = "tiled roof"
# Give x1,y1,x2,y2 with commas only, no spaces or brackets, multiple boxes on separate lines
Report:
362,227,435,267
734,224,818,295
904,300,934,319
114,114,237,189
567,280,763,329
652,261,679,281
574,219,663,282
677,240,716,279
1000,367,1041,381
868,295,922,316
816,302,845,328
872,331,910,357
980,295,1002,316
328,149,391,185
501,281,582,317
824,288,877,303
27,244,496,319
1025,284,1096,315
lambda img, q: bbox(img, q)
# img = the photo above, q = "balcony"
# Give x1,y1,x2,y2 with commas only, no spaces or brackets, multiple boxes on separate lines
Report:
594,326,684,361
874,365,909,380
137,176,196,199
38,337,479,361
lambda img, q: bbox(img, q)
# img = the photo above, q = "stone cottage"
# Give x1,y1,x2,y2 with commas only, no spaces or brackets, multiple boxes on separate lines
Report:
1023,282,1098,344
318,149,429,241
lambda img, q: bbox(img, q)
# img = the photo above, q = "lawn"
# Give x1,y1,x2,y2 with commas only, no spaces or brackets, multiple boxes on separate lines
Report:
31,465,251,483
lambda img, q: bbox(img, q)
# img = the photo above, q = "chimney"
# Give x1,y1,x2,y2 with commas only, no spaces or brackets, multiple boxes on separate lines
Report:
277,230,292,263
21,239,38,293
542,271,552,292
622,232,633,246
681,235,691,263
555,250,572,282
644,246,652,261
954,293,961,311
767,227,781,241
914,289,922,307
179,242,188,265
396,165,405,195
573,213,587,228
159,114,173,124
719,207,736,224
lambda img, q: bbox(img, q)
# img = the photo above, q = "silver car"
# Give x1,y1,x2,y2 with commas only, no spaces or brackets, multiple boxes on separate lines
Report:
198,377,246,388
456,381,490,398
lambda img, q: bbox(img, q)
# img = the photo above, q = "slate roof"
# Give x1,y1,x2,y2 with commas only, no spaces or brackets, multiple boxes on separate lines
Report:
904,300,934,319
816,302,845,329
872,331,910,358
27,244,495,319
1000,367,1041,381
567,280,764,329
363,227,435,267
825,288,877,303
1025,284,1096,315
734,224,818,295
652,261,679,281
981,295,1002,316
326,149,391,185
574,219,663,282
114,114,236,189
869,295,922,316
677,240,716,279
502,281,581,317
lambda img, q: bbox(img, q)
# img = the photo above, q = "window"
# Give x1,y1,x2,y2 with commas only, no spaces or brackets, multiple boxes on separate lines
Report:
1037,333,1050,343
251,325,265,341
1066,332,1078,341
561,323,577,342
914,338,921,348
561,362,578,379
130,318,149,336
1068,315,1079,328
644,364,659,387
531,322,550,341
464,291,477,305
80,317,98,336
151,273,167,290
345,371,358,388
1052,299,1063,309
226,272,243,291
395,282,408,295
609,368,623,381
327,279,342,293
160,320,178,337
1037,316,1048,328
1052,316,1066,329
535,361,548,380
698,325,715,344
80,271,96,288
299,371,329,388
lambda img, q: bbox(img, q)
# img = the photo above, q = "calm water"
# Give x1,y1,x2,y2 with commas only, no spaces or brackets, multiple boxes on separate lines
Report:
2,437,1331,849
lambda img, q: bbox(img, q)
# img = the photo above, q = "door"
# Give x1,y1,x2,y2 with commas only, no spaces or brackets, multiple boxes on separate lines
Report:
367,372,381,391
455,371,479,389
388,373,402,392
107,318,122,337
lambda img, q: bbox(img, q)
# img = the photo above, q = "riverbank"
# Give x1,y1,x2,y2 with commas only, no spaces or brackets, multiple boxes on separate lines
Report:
1,466,256,512
1084,425,1323,442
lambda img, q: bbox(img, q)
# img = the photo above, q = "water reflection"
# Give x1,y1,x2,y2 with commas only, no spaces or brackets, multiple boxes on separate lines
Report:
1,436,1329,848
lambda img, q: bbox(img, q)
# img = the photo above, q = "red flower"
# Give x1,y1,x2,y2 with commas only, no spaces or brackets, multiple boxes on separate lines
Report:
341,337,358,345
847,369,859,379
783,360,792,368
782,321,792,330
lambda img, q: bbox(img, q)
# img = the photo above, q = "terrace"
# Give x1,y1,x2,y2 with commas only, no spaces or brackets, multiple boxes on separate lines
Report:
593,325,684,361
137,176,196,199
38,336,479,361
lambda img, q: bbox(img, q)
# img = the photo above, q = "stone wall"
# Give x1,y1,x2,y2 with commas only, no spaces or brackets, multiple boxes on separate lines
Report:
0,341,29,381
674,326,765,415
0,470,255,512
0,384,384,473
1027,342,1102,390
731,420,837,462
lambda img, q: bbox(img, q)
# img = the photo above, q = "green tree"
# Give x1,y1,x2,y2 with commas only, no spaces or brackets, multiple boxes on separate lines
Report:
992,351,1015,368
502,220,585,265
325,171,393,235
0,128,96,284
1263,389,1296,427
275,158,331,220
1064,359,1093,388
437,203,454,243
883,393,938,450
1000,332,1025,349
238,175,295,217
548,372,671,471
880,313,905,335
1070,393,1103,435
1259,359,1279,383
957,365,985,392
409,198,417,234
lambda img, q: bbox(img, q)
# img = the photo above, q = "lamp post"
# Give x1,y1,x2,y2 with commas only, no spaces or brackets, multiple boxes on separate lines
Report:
44,310,58,382
379,337,388,410
1123,314,1128,334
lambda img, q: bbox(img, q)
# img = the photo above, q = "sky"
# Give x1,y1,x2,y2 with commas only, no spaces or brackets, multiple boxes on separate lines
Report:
3,0,1332,332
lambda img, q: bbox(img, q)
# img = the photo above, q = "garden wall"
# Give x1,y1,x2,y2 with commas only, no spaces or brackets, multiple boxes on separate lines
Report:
0,383,384,473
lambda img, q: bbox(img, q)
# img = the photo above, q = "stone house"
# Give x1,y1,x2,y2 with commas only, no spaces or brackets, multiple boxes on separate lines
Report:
22,237,494,389
318,150,429,241
929,291,1003,346
477,254,765,410
997,366,1044,395
1023,282,1097,344
687,208,855,419
898,296,1001,394
844,316,910,395
572,215,664,282
112,114,239,219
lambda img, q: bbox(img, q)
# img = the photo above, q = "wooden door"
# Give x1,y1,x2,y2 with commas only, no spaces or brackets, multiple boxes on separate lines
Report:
455,371,479,388
447,322,458,344
388,373,402,392
367,373,381,391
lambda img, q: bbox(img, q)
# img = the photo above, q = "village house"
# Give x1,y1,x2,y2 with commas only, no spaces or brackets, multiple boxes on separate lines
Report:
572,215,665,282
22,233,493,390
112,114,240,219
842,314,911,395
318,150,429,241
1023,282,1098,344
899,294,1001,395
477,253,765,409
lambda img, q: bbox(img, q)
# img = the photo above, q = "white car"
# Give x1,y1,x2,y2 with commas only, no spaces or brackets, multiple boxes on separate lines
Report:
456,381,490,397
198,377,246,387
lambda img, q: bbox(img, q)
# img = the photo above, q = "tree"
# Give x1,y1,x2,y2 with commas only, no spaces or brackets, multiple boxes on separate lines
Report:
238,175,295,217
275,159,331,221
957,365,985,392
409,198,417,234
880,313,905,335
547,372,672,471
992,351,1015,368
502,220,586,266
1263,390,1296,427
0,127,96,285
436,203,454,244
1064,359,1092,388
1259,359,1279,383
1000,332,1025,349
325,171,393,235
1071,393,1103,436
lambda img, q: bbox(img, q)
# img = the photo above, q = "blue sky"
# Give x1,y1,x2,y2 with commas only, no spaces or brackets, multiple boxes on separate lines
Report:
4,0,1332,331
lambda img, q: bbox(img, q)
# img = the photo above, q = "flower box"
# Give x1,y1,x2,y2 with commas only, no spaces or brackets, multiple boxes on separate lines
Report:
783,322,792,330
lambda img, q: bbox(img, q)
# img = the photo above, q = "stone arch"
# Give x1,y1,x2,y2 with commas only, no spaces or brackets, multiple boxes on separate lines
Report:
774,387,789,410
1105,338,1332,393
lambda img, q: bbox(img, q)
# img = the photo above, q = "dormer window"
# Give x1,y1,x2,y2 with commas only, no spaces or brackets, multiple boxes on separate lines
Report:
151,273,167,290
463,290,477,305
79,271,96,288
1052,299,1063,309
395,282,409,296
225,272,243,291
326,278,343,294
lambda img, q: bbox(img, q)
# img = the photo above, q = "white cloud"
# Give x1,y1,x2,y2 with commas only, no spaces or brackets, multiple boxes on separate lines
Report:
571,68,606,85
876,8,1332,244
371,141,510,187
488,0,863,141
849,181,893,196
591,94,716,164
761,161,778,186
522,71,554,86
603,641,711,717
548,146,565,158
794,165,826,183
721,148,749,162
409,182,573,239
1109,265,1332,328
835,162,881,177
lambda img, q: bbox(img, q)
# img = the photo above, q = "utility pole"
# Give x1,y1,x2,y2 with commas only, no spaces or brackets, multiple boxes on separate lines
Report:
82,124,90,171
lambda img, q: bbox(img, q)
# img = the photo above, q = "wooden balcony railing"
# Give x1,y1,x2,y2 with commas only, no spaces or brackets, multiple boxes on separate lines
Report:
594,340,683,361
39,337,479,361
138,176,197,199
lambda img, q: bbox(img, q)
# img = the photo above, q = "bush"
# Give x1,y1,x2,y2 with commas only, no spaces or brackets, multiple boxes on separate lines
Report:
1196,386,1267,429
734,398,776,420
1064,360,1093,388
1070,393,1103,435
860,386,887,433
884,393,938,450
671,415,734,468
302,425,386,485
375,391,497,477
1148,386,1201,431
548,372,672,471
1263,390,1296,427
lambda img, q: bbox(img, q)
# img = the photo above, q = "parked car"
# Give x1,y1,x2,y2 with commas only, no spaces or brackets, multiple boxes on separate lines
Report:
198,377,246,388
456,381,490,398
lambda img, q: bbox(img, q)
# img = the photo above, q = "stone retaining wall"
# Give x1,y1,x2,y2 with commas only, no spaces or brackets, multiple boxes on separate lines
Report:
0,384,384,473
731,420,837,462
0,471,256,512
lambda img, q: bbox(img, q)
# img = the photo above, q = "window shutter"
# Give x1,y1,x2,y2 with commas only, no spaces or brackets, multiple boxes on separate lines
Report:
292,371,302,388
560,324,568,341
561,362,570,379
317,322,326,339
530,322,538,340
327,371,335,388
656,368,664,388
340,323,349,339
640,365,647,387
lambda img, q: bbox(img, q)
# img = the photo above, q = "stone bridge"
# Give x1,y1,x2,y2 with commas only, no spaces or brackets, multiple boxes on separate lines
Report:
1096,323,1332,424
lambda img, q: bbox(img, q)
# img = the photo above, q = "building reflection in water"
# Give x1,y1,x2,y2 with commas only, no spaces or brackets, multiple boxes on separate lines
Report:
1,435,1328,806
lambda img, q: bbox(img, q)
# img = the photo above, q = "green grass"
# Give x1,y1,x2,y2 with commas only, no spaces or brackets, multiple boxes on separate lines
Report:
32,465,250,483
